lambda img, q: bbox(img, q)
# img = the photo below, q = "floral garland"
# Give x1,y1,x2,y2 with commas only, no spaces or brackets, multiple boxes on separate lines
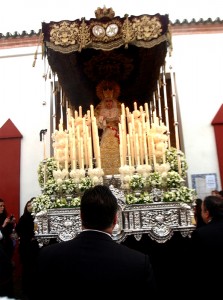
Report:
38,157,58,189
129,174,146,190
33,147,196,213
33,157,97,213
122,147,196,205
147,172,162,188
166,147,188,178
162,186,196,203
32,194,81,214
126,192,153,205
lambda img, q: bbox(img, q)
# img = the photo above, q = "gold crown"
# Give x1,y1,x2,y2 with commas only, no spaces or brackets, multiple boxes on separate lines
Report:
95,6,115,19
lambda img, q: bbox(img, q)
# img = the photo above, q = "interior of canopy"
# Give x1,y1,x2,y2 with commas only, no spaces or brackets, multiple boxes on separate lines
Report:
47,41,168,112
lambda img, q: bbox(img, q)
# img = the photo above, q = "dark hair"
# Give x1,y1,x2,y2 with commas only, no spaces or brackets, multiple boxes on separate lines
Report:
0,198,8,217
203,195,223,219
194,198,205,227
219,190,223,198
80,185,118,230
23,197,35,214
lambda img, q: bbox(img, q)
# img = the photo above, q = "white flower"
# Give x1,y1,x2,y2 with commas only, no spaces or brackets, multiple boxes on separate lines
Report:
38,157,57,188
129,174,146,190
162,186,196,203
119,165,135,175
147,172,162,188
32,195,53,213
163,171,184,189
78,176,94,192
166,147,188,178
125,191,153,204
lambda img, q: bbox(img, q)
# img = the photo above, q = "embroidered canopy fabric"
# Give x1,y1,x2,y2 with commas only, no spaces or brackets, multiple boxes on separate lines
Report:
42,8,171,113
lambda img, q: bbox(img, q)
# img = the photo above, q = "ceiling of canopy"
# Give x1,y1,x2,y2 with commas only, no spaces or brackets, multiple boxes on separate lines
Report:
42,7,171,113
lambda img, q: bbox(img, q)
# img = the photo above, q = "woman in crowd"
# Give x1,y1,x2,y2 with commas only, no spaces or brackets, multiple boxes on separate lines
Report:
0,198,16,298
190,195,223,297
193,198,206,228
0,198,16,260
16,197,39,299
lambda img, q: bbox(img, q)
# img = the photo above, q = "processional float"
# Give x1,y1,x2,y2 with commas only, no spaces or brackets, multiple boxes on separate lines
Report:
34,7,196,245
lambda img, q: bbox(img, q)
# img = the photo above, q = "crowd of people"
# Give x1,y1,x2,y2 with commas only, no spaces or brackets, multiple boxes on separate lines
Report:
0,197,39,299
0,198,16,298
1,188,223,299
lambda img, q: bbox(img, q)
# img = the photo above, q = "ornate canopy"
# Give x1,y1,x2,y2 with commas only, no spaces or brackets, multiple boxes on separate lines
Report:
42,7,171,113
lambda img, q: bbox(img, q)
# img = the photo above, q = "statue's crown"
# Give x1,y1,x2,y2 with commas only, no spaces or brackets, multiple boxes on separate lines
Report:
95,6,115,19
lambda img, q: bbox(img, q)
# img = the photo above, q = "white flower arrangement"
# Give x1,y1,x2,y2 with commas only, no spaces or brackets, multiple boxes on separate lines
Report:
162,186,196,203
32,194,52,213
135,164,152,177
166,147,188,178
52,196,81,208
34,158,100,213
38,157,58,188
129,174,146,190
32,194,82,214
122,146,196,204
43,178,60,195
126,191,153,205
78,176,94,192
147,172,163,188
164,171,184,189
87,168,104,185
35,145,196,211
60,178,77,194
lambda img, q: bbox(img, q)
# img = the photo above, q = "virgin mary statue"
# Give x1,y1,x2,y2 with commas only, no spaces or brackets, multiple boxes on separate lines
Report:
94,80,121,175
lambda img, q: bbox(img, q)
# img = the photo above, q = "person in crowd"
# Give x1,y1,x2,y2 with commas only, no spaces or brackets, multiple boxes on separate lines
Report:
189,195,223,296
94,80,122,175
0,198,16,298
36,185,156,299
193,198,206,228
0,198,16,260
211,189,220,196
0,245,14,298
16,197,39,300
219,190,223,198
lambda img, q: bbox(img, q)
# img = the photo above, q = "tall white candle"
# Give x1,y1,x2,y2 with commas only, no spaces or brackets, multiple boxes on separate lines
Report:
79,106,82,118
134,101,137,111
92,116,98,163
119,123,123,166
71,117,75,133
126,107,130,118
152,137,156,171
76,126,81,168
90,104,94,118
127,134,132,166
65,134,69,171
80,137,84,169
72,133,76,170
88,137,93,169
59,119,63,132
67,108,71,130
143,132,148,166
121,115,127,165
135,133,140,166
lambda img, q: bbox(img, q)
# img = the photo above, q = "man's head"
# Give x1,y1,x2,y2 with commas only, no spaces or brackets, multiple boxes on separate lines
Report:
201,195,223,223
80,185,118,233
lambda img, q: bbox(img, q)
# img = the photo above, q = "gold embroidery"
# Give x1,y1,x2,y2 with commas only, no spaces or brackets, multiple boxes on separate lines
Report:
132,16,162,41
50,21,79,47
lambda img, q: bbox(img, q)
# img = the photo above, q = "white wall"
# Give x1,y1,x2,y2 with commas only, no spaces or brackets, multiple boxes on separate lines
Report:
0,47,51,212
171,33,223,194
1,31,223,213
